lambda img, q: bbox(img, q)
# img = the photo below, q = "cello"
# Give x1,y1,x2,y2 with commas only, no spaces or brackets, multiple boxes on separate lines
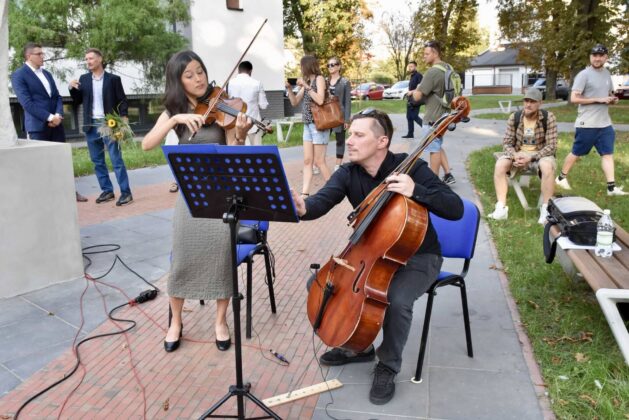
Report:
307,96,471,352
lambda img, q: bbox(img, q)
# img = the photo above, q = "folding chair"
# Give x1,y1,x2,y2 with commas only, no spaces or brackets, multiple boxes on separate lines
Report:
237,220,277,339
412,198,481,383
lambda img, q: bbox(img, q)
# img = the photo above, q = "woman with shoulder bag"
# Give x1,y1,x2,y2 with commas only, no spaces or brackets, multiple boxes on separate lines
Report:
285,55,331,197
327,56,351,171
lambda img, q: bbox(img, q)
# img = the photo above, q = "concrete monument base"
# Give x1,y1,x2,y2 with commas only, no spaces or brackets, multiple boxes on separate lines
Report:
0,140,83,298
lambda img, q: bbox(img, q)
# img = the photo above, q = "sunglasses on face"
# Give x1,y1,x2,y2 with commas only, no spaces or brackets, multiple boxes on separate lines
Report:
327,63,339,68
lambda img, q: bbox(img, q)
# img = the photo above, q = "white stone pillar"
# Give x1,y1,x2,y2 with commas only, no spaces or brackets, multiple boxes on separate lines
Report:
0,0,18,147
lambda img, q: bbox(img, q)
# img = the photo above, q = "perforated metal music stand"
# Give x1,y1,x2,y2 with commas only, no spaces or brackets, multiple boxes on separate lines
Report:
163,144,298,420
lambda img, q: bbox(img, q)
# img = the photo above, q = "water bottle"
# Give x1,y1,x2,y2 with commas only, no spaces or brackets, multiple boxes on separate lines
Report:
595,209,614,258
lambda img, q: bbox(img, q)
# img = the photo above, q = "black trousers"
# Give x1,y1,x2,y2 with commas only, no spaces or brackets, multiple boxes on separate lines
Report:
335,130,346,159
406,104,423,136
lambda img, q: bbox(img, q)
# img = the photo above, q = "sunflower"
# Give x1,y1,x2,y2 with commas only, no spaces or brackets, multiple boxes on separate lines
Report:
107,118,117,128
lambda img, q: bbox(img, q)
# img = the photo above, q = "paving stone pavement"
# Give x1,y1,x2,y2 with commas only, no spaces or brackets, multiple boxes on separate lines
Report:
0,114,586,419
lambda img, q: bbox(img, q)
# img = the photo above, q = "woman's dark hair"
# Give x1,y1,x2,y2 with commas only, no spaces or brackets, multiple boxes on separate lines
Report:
300,55,321,80
164,50,209,137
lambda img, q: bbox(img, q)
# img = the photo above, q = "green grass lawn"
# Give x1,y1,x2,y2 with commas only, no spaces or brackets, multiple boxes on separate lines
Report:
468,131,629,419
476,102,629,124
350,95,528,115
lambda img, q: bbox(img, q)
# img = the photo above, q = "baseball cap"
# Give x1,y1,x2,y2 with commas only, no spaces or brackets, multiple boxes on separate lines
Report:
590,44,608,55
523,88,543,102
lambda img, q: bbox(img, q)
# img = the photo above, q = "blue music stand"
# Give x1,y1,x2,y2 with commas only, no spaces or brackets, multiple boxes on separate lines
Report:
163,144,298,420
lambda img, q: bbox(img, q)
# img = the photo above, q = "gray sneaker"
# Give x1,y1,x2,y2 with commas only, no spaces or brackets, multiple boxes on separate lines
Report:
442,173,456,185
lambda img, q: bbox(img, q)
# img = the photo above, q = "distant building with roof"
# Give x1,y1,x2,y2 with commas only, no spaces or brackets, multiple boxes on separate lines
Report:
465,46,533,95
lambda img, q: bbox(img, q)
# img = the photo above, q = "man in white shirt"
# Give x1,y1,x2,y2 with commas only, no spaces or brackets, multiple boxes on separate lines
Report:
228,61,269,145
11,42,88,202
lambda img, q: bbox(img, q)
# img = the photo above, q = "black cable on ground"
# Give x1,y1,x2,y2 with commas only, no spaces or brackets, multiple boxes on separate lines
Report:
13,244,160,419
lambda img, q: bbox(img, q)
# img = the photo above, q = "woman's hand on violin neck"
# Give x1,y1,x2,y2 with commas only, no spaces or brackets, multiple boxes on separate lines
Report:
385,173,415,197
235,112,253,140
172,113,206,134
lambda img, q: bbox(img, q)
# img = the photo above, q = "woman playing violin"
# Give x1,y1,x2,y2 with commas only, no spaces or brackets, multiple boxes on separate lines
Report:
142,50,252,353
291,109,463,405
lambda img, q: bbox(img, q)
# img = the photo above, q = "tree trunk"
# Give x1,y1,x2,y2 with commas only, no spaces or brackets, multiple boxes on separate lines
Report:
546,68,558,101
0,0,18,147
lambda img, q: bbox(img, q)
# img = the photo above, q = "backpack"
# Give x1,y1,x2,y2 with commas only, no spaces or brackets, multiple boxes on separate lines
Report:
513,109,548,135
433,63,462,108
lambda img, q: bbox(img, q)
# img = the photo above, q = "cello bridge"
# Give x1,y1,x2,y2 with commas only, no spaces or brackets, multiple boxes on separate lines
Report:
333,257,355,272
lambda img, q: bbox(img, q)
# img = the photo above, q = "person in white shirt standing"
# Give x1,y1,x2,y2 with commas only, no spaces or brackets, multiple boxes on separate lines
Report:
227,61,269,146
11,42,88,202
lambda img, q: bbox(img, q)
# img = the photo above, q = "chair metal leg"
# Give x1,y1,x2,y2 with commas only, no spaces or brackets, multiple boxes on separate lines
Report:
412,284,437,383
246,258,253,339
200,300,205,305
263,246,276,313
459,279,474,358
168,303,172,328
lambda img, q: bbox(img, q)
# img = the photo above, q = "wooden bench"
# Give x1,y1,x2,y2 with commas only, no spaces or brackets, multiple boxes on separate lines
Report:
494,152,543,210
550,224,629,365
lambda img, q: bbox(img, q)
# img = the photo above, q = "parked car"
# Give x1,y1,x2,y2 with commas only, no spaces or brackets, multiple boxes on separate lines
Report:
383,80,410,100
351,83,385,100
614,79,629,100
531,78,570,100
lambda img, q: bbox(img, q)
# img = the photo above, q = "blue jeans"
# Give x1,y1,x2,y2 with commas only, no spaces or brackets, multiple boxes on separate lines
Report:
86,120,131,195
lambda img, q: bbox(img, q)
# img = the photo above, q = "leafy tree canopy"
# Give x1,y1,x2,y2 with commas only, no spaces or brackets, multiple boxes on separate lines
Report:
283,0,373,78
9,0,190,88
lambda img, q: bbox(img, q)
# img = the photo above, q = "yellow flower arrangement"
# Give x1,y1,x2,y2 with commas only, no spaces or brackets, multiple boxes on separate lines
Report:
98,112,134,143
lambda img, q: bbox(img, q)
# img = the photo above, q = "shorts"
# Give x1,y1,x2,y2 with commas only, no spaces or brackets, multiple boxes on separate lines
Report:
303,123,330,145
498,153,556,177
421,125,443,153
572,126,615,156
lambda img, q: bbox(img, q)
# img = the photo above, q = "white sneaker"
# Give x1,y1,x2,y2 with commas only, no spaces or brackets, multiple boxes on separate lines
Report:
555,176,572,190
488,203,508,220
538,204,548,225
313,166,320,175
334,164,340,172
607,186,628,196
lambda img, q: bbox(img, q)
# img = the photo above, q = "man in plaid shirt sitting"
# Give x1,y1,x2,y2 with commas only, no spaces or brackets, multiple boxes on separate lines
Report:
488,88,557,224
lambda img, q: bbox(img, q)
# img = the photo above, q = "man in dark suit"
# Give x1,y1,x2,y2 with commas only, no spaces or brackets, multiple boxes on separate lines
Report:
70,48,133,206
401,60,423,139
12,42,88,202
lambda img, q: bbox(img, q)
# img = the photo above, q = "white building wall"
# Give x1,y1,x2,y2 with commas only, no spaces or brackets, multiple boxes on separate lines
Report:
190,0,284,91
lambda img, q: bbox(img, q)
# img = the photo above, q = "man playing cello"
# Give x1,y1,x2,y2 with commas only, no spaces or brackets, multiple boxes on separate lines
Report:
291,109,463,405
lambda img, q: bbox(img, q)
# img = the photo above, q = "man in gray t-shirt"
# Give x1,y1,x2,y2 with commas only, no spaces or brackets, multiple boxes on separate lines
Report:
555,44,626,196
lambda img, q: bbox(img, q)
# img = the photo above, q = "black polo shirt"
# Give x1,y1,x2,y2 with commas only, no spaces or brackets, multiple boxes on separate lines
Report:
302,152,463,255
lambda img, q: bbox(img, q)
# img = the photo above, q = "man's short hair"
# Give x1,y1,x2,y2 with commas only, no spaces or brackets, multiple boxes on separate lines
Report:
424,40,442,57
85,48,106,68
238,61,253,73
23,42,42,59
409,60,417,66
350,108,394,148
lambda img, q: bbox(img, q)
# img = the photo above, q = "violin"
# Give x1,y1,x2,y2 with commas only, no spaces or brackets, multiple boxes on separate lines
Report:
307,96,471,352
194,86,273,135
187,18,269,142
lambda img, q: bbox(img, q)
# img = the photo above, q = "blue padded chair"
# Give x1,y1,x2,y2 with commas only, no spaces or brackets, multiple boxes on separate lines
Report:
237,220,276,339
412,198,480,383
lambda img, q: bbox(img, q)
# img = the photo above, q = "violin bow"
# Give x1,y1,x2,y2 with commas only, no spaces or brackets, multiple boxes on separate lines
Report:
189,18,268,141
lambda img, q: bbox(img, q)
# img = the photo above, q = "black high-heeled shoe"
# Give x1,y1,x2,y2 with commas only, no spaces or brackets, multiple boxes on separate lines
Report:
215,337,231,351
164,324,183,353
215,325,231,351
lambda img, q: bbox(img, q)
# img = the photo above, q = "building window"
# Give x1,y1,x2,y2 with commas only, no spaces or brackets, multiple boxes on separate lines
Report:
227,0,242,11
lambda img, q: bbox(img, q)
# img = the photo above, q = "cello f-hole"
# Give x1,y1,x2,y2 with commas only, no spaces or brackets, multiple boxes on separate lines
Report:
352,261,366,293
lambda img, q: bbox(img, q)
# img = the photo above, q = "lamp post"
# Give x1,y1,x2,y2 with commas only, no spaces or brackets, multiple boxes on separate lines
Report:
0,0,18,147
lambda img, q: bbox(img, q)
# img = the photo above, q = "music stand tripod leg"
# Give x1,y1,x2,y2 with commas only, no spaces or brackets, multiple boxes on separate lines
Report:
197,197,280,420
